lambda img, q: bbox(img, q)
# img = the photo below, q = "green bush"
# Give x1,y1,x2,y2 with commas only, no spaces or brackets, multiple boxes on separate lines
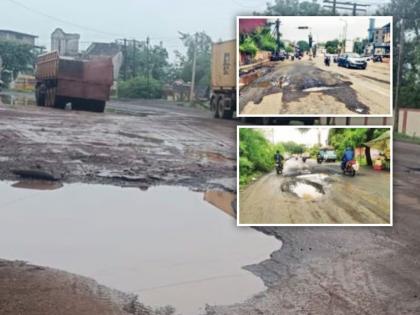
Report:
118,76,162,99
239,129,285,187
239,37,258,57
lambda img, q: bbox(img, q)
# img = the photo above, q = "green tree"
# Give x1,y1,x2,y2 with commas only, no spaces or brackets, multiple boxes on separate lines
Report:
118,76,162,99
177,31,212,91
0,40,35,85
264,0,333,16
297,40,310,52
239,37,258,57
325,39,340,54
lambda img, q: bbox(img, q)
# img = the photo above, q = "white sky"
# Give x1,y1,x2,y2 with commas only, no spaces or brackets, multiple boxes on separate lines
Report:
261,128,329,146
261,16,392,44
1,0,389,60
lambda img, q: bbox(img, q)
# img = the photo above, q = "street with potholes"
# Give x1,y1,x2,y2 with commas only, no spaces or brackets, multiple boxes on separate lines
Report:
0,96,419,314
239,157,391,225
239,55,391,115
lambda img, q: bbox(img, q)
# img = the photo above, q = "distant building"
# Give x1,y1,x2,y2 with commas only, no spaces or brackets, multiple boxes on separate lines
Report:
365,22,390,57
51,28,80,56
84,42,123,80
0,30,37,46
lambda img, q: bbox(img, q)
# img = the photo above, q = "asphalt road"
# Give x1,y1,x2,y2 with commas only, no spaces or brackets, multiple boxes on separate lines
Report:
239,55,391,115
239,158,391,224
209,141,420,315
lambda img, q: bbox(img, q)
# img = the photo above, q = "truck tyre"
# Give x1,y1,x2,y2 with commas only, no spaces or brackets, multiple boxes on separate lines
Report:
217,96,232,119
35,85,45,106
94,101,106,113
211,97,219,118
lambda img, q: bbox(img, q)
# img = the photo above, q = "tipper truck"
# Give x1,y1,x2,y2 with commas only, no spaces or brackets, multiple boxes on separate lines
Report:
210,40,236,119
35,51,113,112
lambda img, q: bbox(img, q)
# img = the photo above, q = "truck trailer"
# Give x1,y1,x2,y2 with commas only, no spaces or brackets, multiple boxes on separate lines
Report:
35,51,113,112
210,40,236,119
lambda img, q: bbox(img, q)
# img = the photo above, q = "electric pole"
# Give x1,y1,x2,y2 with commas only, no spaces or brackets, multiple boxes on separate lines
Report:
146,36,150,97
123,38,127,80
275,19,281,54
394,18,405,127
132,40,137,78
190,33,197,102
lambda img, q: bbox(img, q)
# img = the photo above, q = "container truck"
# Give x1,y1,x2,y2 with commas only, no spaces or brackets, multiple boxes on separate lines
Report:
35,51,113,112
210,40,236,119
210,40,315,125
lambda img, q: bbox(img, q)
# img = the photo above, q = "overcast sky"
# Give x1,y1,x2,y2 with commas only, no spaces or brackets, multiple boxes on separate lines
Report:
1,0,388,59
261,128,329,146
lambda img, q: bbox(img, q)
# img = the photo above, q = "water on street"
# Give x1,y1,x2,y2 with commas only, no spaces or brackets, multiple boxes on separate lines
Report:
0,181,279,315
239,158,391,225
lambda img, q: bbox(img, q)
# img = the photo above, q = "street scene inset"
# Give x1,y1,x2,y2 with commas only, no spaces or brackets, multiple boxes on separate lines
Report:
238,16,392,116
238,126,392,225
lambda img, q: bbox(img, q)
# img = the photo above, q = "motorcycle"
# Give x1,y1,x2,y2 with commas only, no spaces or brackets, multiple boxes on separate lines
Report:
324,56,330,66
302,156,308,163
275,161,283,175
343,160,359,177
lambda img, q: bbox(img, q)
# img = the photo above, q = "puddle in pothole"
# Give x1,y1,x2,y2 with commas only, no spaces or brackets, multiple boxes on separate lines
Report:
0,93,35,106
0,181,278,315
302,86,339,92
281,173,330,201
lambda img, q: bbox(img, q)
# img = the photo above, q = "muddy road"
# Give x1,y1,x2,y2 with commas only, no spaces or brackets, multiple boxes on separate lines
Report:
239,56,390,115
0,95,236,192
239,158,391,224
208,141,420,314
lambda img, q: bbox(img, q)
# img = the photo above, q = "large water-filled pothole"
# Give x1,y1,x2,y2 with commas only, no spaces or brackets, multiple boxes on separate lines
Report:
281,173,330,200
0,181,279,315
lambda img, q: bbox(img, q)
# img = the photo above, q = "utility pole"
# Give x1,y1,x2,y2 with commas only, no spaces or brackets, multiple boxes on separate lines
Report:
146,36,150,97
394,18,405,127
123,38,127,81
275,19,281,54
132,40,137,78
190,33,197,102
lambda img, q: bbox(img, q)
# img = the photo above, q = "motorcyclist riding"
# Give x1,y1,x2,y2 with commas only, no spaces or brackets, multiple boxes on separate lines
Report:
324,54,330,66
341,147,355,171
274,150,284,174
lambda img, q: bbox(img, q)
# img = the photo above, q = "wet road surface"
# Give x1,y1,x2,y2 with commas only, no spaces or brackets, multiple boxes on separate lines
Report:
239,158,391,224
0,181,279,315
239,56,390,115
0,94,236,192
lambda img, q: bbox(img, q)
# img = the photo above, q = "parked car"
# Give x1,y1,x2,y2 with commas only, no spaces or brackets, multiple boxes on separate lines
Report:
317,148,337,163
337,53,367,69
270,51,285,61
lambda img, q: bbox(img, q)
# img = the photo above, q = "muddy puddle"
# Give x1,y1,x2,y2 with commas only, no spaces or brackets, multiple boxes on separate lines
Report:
0,181,279,315
0,93,35,106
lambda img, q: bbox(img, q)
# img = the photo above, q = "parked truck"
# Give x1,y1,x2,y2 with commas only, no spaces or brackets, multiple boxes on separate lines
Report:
210,40,315,125
210,40,236,119
35,51,113,112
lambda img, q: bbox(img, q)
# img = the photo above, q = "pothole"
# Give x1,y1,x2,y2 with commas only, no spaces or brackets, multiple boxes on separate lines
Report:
281,173,330,200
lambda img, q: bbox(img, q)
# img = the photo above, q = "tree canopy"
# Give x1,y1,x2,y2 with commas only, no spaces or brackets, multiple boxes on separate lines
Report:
0,40,34,84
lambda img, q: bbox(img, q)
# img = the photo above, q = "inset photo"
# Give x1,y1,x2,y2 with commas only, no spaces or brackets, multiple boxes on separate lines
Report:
237,126,392,226
237,16,392,116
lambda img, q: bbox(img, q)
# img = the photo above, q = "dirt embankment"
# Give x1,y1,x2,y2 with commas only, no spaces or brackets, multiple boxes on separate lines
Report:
207,141,420,315
0,259,154,315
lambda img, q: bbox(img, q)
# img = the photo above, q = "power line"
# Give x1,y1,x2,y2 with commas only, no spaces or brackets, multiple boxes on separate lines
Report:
5,0,126,38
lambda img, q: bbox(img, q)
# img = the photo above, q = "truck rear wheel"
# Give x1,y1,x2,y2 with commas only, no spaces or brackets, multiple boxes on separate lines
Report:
217,96,232,119
211,97,219,118
93,101,106,113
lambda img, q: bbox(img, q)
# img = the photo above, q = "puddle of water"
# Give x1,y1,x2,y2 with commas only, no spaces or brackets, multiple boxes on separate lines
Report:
0,181,279,315
302,86,338,92
0,94,35,106
290,182,324,200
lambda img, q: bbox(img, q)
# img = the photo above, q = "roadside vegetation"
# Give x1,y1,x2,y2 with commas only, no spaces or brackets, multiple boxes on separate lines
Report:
239,128,284,187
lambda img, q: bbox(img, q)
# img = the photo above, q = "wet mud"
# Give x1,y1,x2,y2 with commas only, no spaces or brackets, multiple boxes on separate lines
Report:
0,97,236,192
239,61,370,114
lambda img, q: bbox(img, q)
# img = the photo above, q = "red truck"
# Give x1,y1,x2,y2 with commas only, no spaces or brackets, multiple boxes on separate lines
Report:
35,51,113,112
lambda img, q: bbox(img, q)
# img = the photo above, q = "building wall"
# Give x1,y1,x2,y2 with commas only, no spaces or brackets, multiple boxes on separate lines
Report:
398,108,420,137
0,31,35,46
51,28,80,56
